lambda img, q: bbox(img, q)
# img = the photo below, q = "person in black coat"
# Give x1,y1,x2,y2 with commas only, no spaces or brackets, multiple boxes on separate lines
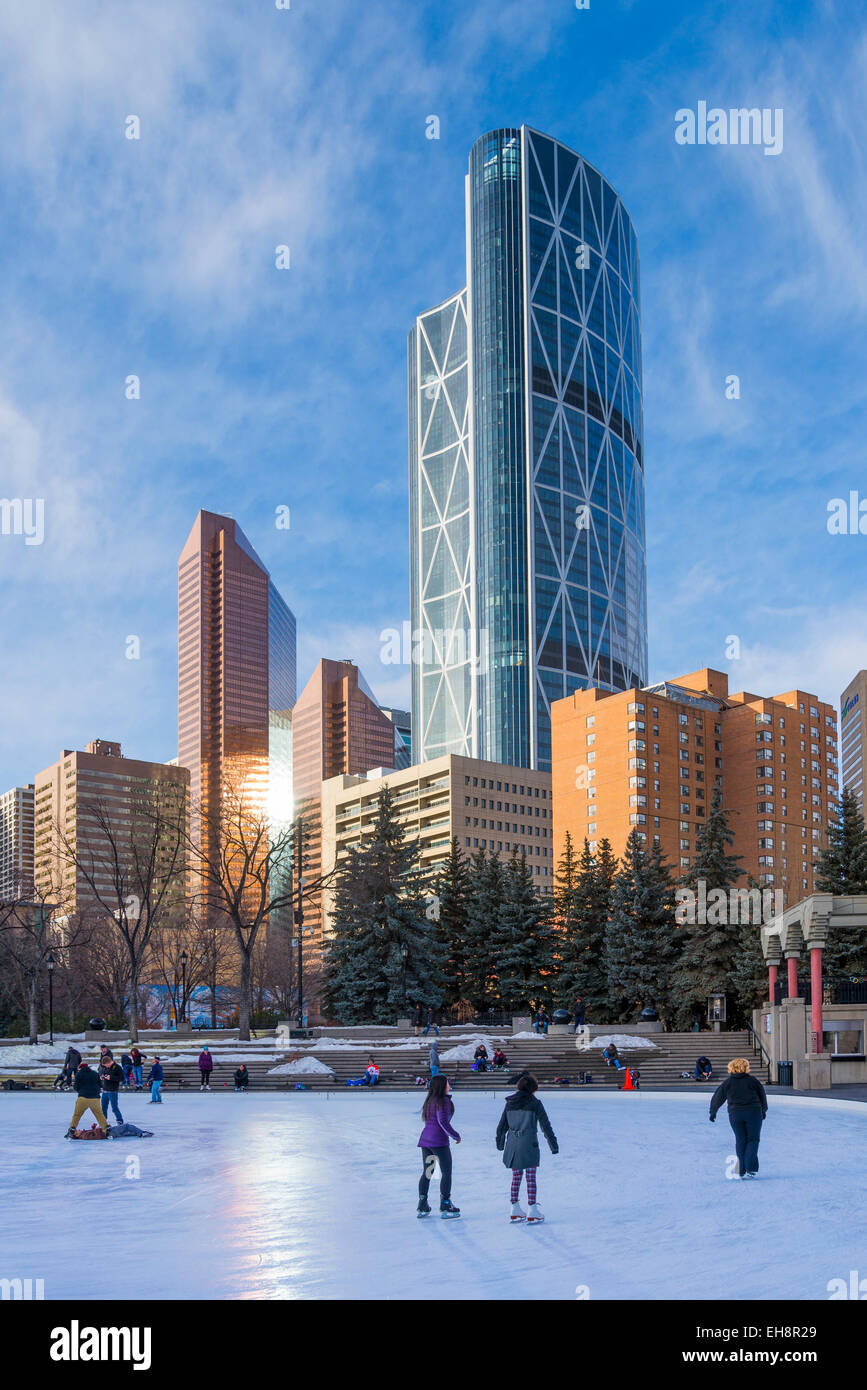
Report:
61,1045,82,1088
234,1064,250,1091
98,1056,125,1125
709,1058,768,1179
695,1055,713,1080
495,1073,558,1222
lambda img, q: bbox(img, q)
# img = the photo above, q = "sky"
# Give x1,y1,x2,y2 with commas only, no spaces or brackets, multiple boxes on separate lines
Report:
0,0,865,790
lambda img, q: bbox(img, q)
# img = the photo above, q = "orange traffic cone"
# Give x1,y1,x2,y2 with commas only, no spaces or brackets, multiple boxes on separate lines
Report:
621,1068,636,1091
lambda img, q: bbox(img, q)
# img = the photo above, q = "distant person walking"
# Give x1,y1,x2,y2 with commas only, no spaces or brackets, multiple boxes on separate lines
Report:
709,1058,768,1180
416,1074,461,1219
495,1073,558,1223
572,996,585,1031
429,1038,440,1079
146,1056,164,1104
120,1052,134,1088
98,1051,125,1125
60,1044,82,1089
412,1004,423,1037
129,1047,146,1090
198,1046,214,1091
423,1008,439,1037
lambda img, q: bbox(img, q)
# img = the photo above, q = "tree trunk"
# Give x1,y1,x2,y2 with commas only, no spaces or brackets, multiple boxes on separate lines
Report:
128,956,140,1043
238,948,251,1041
28,971,39,1045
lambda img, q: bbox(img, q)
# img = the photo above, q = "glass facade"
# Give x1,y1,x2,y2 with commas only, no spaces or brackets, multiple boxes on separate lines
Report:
409,127,647,771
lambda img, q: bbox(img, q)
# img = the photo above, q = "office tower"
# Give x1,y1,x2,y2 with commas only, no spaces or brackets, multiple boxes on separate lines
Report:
292,659,396,803
840,671,867,807
380,707,412,770
320,754,554,935
0,784,35,899
178,510,296,837
551,669,839,908
34,740,189,916
409,126,648,772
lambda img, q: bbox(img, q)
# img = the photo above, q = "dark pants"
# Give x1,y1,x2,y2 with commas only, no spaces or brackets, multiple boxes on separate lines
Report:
419,1146,452,1203
729,1109,763,1176
199,1070,212,1087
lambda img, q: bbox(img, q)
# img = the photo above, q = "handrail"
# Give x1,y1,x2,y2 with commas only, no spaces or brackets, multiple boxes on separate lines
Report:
746,1022,773,1084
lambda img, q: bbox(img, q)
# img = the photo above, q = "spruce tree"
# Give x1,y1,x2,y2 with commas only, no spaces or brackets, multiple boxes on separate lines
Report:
553,830,581,992
433,837,472,1007
493,850,555,1013
462,849,505,1009
730,913,770,1027
815,788,867,978
557,836,616,1020
604,831,679,1024
673,789,745,1028
322,787,444,1022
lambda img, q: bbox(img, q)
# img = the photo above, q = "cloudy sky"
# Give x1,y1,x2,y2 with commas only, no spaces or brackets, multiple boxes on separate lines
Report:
0,0,864,789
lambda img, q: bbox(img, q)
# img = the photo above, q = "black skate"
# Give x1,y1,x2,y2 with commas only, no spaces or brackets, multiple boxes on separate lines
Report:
440,1200,461,1219
417,1199,431,1218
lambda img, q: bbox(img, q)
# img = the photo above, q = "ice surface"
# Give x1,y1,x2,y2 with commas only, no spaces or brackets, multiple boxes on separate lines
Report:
2,1091,864,1301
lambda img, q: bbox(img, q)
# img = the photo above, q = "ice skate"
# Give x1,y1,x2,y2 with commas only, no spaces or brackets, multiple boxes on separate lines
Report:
417,1199,431,1218
742,1171,757,1180
510,1202,526,1222
527,1204,545,1223
440,1200,461,1219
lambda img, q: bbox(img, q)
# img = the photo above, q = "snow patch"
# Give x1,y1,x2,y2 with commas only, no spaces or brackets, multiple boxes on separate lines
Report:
268,1057,335,1076
591,1034,658,1051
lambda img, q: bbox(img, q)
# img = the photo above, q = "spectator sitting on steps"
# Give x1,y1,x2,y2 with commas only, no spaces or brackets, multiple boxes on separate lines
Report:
695,1056,713,1081
602,1043,625,1070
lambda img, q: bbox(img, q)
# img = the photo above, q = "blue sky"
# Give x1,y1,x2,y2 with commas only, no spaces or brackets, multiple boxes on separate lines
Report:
0,0,865,789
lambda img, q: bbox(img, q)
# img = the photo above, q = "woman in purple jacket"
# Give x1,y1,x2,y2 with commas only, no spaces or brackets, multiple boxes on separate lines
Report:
417,1074,461,1219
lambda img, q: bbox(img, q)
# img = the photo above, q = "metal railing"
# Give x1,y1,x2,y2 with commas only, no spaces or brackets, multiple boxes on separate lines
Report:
746,1022,773,1084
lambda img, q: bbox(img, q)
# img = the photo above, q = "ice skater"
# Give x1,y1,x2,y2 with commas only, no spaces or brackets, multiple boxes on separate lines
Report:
198,1046,213,1090
495,1072,558,1223
429,1038,440,1078
130,1047,146,1090
65,1062,108,1138
98,1050,125,1124
423,1007,439,1037
416,1074,461,1219
146,1056,164,1103
709,1057,768,1179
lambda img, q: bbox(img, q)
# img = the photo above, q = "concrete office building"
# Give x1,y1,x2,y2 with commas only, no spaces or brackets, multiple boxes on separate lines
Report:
0,784,35,900
34,739,189,917
552,669,838,908
839,671,867,807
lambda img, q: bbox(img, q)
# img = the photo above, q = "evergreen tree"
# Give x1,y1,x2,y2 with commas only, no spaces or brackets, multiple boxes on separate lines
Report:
552,830,581,991
433,838,472,1007
557,836,617,1020
462,849,505,1009
493,851,555,1012
604,831,680,1024
730,912,770,1028
673,790,745,1028
815,787,867,978
322,788,444,1022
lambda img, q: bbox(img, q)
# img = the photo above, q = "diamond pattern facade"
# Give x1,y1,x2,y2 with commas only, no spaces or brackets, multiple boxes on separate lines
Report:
409,128,648,771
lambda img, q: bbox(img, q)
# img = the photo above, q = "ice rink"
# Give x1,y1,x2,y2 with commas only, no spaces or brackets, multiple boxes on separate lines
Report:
3,1090,864,1301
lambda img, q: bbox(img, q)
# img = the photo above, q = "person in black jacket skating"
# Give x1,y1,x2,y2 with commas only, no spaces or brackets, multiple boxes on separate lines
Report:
709,1057,768,1179
495,1073,558,1222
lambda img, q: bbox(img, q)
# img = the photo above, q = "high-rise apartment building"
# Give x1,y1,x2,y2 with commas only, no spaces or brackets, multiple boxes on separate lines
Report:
839,671,867,807
34,740,189,916
409,127,648,772
552,669,839,907
0,784,35,899
178,511,296,837
320,754,554,936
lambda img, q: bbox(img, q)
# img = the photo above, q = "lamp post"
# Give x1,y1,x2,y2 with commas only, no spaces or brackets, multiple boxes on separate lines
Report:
180,949,188,1026
46,951,55,1046
294,817,310,1032
400,941,408,1015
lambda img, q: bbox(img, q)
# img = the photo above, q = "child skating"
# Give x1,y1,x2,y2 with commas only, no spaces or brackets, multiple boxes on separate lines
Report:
495,1072,558,1223
416,1074,461,1219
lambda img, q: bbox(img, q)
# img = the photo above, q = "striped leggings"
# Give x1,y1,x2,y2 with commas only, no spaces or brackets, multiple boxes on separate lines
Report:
510,1167,537,1203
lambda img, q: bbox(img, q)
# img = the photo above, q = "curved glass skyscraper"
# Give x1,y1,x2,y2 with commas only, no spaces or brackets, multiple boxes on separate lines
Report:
409,127,648,771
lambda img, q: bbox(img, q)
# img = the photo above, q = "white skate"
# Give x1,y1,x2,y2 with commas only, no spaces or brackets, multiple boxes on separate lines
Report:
527,1204,545,1223
510,1203,526,1222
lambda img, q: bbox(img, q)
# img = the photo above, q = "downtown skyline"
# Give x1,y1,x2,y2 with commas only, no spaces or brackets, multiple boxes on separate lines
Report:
0,1,865,793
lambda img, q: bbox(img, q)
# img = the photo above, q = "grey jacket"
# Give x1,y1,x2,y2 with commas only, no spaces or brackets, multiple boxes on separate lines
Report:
496,1091,559,1169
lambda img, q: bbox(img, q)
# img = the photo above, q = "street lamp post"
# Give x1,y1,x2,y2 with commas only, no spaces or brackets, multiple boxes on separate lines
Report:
46,952,55,1046
180,949,188,1025
400,941,408,1016
294,817,310,1033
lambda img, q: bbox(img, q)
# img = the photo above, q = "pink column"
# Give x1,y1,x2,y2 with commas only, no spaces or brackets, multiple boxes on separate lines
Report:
768,963,778,1003
811,947,824,1053
787,955,799,998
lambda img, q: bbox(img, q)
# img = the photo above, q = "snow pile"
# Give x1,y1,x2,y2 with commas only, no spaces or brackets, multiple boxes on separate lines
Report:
591,1034,657,1051
268,1057,335,1076
510,1030,546,1040
0,1042,71,1070
438,1036,498,1063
